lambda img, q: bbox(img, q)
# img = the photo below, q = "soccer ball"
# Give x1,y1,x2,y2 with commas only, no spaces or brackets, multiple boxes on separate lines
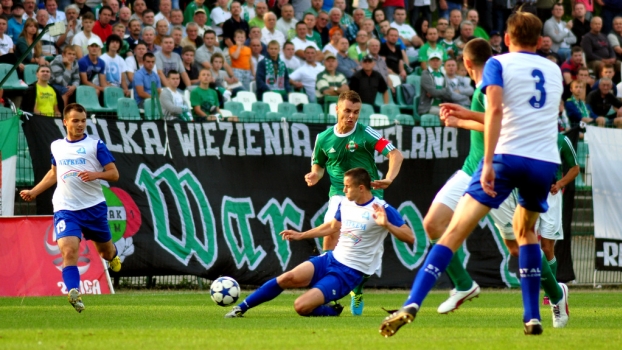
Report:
210,277,241,306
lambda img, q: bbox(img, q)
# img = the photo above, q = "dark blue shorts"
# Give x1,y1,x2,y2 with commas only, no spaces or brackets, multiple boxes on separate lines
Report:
308,251,364,303
466,154,558,213
54,202,112,243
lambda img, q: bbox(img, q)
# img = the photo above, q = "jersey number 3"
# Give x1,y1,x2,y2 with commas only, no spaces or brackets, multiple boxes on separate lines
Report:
529,69,546,109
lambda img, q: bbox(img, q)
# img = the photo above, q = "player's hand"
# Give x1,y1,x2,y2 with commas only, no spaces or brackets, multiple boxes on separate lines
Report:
372,203,388,227
371,179,392,190
442,116,461,128
280,229,303,241
78,171,98,182
550,182,562,195
481,162,497,197
440,103,467,120
20,190,36,202
304,172,319,186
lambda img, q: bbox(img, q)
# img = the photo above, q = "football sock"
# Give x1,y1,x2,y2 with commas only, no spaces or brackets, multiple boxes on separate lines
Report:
308,305,339,317
403,244,453,308
238,278,283,312
352,275,370,295
62,265,80,291
519,244,541,322
445,251,474,291
549,256,558,278
540,251,563,304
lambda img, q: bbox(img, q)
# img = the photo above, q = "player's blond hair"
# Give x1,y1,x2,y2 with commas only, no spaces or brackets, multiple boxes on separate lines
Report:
506,11,542,48
338,91,362,106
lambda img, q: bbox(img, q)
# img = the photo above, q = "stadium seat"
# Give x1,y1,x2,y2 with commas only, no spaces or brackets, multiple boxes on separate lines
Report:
406,75,421,97
0,64,27,91
224,101,244,117
323,95,338,115
288,112,309,122
76,86,114,113
220,109,233,118
374,91,395,110
277,102,297,116
413,66,423,76
265,112,284,121
395,114,415,125
420,114,442,126
233,91,257,111
262,92,284,112
116,98,142,120
303,103,323,120
369,114,391,127
238,110,256,122
388,74,402,87
325,114,337,124
328,103,337,117
249,81,256,93
360,103,374,121
143,98,162,120
288,92,309,106
380,104,401,118
104,86,125,109
24,64,38,85
252,101,271,120
395,85,415,114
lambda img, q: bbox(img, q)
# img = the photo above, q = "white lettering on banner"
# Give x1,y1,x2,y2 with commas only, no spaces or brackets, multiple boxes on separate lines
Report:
411,127,426,158
116,122,144,154
235,123,246,156
57,280,102,294
244,123,262,155
596,242,622,267
220,122,236,156
194,124,206,156
97,119,124,152
141,122,166,155
203,123,220,157
282,121,293,155
263,123,283,155
174,123,196,157
290,123,312,157
108,206,127,220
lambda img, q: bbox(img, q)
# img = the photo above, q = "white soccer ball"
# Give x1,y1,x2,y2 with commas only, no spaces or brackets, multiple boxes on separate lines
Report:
210,277,241,306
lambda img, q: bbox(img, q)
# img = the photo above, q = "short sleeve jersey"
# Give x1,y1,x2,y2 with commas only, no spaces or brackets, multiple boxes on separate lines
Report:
557,134,579,181
418,43,448,63
190,86,219,117
461,85,485,176
51,135,115,212
312,123,395,198
35,84,57,117
481,52,562,164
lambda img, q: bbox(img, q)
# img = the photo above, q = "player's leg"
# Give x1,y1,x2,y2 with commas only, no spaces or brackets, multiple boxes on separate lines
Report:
83,202,121,272
54,211,85,313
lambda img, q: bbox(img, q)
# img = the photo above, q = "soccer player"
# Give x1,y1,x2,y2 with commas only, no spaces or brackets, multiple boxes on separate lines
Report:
305,90,404,315
224,167,414,318
20,103,121,313
379,11,564,336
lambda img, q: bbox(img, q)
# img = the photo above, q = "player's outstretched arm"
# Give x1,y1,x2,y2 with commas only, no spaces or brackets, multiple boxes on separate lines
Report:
551,165,580,195
78,162,120,183
442,116,484,132
372,203,414,244
371,149,403,190
440,103,485,123
280,220,341,241
304,164,325,187
19,166,57,201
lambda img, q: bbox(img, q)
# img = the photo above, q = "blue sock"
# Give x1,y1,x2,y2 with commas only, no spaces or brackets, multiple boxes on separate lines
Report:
403,244,454,308
519,244,542,322
62,266,80,291
238,278,283,312
308,305,338,317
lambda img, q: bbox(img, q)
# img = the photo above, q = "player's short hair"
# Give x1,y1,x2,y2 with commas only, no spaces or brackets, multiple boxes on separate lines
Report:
506,11,542,48
338,90,362,106
344,168,372,190
463,38,492,67
63,103,86,119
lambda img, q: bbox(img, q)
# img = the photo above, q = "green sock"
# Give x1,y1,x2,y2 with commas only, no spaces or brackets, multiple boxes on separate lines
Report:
540,251,562,304
445,252,474,291
549,257,558,278
352,275,370,295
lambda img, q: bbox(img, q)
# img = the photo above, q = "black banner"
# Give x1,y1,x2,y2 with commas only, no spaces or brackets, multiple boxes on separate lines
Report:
24,115,529,288
595,238,622,271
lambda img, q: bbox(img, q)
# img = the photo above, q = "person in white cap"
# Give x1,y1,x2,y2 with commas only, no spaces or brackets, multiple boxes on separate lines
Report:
77,36,108,95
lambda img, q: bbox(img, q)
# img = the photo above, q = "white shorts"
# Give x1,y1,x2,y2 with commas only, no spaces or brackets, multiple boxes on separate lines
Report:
489,190,519,240
324,195,345,223
432,170,471,211
537,191,563,240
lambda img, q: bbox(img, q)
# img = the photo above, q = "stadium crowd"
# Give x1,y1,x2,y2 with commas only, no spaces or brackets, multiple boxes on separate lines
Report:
1,0,622,126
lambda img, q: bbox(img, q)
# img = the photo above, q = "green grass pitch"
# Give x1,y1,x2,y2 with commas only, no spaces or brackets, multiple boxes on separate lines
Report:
1,289,621,349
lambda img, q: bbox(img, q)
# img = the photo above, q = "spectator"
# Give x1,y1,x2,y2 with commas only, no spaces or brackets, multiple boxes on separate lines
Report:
601,0,622,36
250,38,264,71
126,42,150,84
418,27,448,70
154,0,172,26
262,12,285,48
78,37,107,95
372,8,386,35
50,45,80,106
108,0,120,23
345,9,366,42
280,41,302,73
229,29,253,90
413,16,429,42
190,9,208,37
336,37,359,79
327,8,345,32
155,36,191,90
489,30,506,55
92,6,113,43
171,26,184,55
572,2,592,48
367,38,392,89
256,40,291,100
211,0,231,39
348,30,370,62
561,46,585,85
59,5,80,52
133,52,161,107
210,52,242,97
439,26,457,58
249,1,267,28
184,0,208,26
195,29,223,69
323,26,343,55
45,0,65,24
246,26,268,56
125,19,142,50
36,10,58,57
74,0,94,18
390,7,422,60
361,18,380,41
536,36,562,65
160,70,192,120
22,0,36,21
581,16,616,73
436,17,449,37
289,46,325,102
454,20,474,58
466,9,489,40
349,54,388,105
241,0,255,22
153,19,169,46
334,0,354,27
382,0,404,23
565,80,596,125
302,12,323,49
27,65,61,117
365,0,381,19
586,77,622,127
0,16,14,57
277,4,296,37
142,26,161,53
608,16,622,61
118,7,131,35
444,58,473,102
291,21,321,60
142,9,156,28
380,28,406,80
315,52,349,104
223,1,249,48
591,63,618,95
181,22,202,48
411,0,432,27
100,34,130,96
304,0,323,18
191,69,223,121
7,2,24,40
15,18,46,65
104,23,131,58
180,45,200,89
170,10,185,33
418,52,469,115
448,8,462,38
543,3,576,61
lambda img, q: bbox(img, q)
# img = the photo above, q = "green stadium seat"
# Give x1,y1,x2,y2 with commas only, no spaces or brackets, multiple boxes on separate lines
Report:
238,110,256,122
406,75,421,97
143,98,162,120
303,103,323,120
277,102,297,116
360,103,374,121
104,86,125,109
370,113,391,126
288,112,310,123
395,114,415,125
251,101,271,120
224,101,244,117
24,64,39,85
395,85,415,114
77,86,114,113
380,105,401,119
0,64,27,90
265,112,284,121
116,98,142,120
421,114,441,126
374,91,395,110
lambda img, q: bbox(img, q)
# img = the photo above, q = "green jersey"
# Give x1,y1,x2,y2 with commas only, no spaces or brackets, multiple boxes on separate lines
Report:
418,43,448,63
312,123,394,198
461,86,485,176
557,134,579,181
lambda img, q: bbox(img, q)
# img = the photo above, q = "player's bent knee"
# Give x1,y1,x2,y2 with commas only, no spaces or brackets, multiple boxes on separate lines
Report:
423,216,445,239
293,297,315,316
504,239,519,257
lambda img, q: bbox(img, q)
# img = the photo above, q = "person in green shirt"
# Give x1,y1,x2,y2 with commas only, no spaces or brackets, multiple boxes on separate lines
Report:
248,1,267,28
418,27,448,70
306,90,404,316
183,0,210,25
190,69,221,122
467,9,489,40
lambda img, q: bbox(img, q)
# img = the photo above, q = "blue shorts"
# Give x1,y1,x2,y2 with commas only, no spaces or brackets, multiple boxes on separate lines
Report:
54,202,112,243
308,251,364,303
466,154,558,213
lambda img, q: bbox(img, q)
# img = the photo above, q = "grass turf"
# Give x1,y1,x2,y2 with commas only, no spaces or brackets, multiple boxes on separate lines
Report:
1,289,621,349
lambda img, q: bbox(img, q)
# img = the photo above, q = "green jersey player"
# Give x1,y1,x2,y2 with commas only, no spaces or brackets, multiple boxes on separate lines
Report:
305,90,404,316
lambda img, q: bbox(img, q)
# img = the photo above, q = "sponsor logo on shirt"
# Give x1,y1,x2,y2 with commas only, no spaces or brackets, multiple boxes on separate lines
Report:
60,170,81,183
340,229,362,245
346,140,358,152
328,147,336,153
57,158,87,166
77,147,86,154
362,211,370,220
